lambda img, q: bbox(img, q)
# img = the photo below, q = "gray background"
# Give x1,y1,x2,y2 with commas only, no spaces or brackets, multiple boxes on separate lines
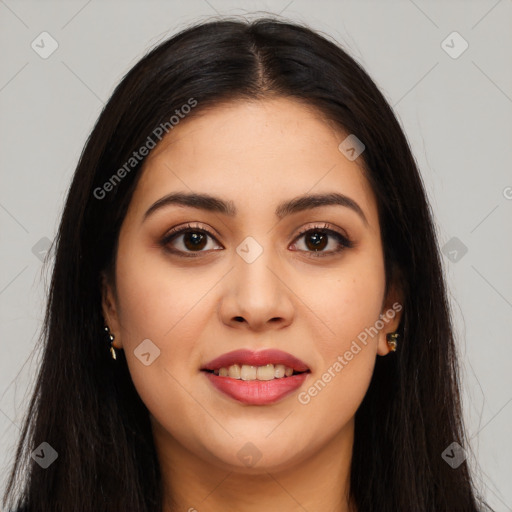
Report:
1,0,511,509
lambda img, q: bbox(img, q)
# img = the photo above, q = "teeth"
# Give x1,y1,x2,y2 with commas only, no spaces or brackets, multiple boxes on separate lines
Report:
213,363,298,380
256,364,275,381
241,365,257,381
274,364,286,378
228,364,241,379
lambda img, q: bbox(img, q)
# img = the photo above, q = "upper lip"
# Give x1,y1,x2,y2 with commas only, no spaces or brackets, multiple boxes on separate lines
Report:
201,349,310,372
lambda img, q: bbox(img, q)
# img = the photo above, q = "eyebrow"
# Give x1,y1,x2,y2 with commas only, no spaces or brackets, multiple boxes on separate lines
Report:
143,191,368,226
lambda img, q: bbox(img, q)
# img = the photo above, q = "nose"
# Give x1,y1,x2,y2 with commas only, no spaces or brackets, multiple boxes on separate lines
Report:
218,244,295,332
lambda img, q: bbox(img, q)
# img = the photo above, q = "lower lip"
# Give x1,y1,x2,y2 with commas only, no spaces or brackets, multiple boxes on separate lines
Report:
202,371,309,405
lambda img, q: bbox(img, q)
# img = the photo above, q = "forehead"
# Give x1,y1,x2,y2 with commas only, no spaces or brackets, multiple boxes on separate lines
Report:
128,97,378,227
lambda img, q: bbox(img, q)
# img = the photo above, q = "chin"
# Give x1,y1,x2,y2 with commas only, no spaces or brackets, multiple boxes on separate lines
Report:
202,436,307,474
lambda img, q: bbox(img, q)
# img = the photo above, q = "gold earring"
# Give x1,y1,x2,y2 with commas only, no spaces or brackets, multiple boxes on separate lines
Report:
104,325,117,360
386,332,399,352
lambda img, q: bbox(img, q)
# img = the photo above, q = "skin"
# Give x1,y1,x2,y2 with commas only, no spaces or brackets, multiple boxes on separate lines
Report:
102,97,403,512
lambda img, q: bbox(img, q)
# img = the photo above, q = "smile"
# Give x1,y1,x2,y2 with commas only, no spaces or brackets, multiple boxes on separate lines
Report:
201,349,311,405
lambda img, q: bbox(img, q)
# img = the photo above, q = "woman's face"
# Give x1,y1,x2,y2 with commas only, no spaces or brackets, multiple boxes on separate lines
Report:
102,97,402,473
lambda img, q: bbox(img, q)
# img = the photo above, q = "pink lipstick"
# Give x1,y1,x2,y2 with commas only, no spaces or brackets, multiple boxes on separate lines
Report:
201,349,310,405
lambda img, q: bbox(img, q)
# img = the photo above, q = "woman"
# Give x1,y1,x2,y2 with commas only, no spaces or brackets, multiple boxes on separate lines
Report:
2,16,493,512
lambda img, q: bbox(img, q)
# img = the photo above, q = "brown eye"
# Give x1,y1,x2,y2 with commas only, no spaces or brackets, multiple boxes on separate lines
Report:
303,231,329,251
160,224,223,257
291,224,353,257
182,231,208,251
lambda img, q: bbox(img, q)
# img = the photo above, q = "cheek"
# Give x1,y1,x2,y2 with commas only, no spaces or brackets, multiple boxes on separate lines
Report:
112,238,216,411
114,239,212,343
309,251,386,359
294,339,376,454
295,251,385,419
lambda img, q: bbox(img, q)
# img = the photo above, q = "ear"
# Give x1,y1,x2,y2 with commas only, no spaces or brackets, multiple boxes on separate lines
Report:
101,272,122,349
376,279,404,356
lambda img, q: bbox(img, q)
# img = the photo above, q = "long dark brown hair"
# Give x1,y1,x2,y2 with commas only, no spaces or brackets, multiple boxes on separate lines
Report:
3,16,493,512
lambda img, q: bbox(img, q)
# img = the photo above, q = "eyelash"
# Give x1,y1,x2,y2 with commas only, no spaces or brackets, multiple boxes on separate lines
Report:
160,222,354,259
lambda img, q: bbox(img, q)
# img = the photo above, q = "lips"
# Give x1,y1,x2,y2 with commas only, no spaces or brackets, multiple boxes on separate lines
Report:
200,349,311,405
201,349,310,373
